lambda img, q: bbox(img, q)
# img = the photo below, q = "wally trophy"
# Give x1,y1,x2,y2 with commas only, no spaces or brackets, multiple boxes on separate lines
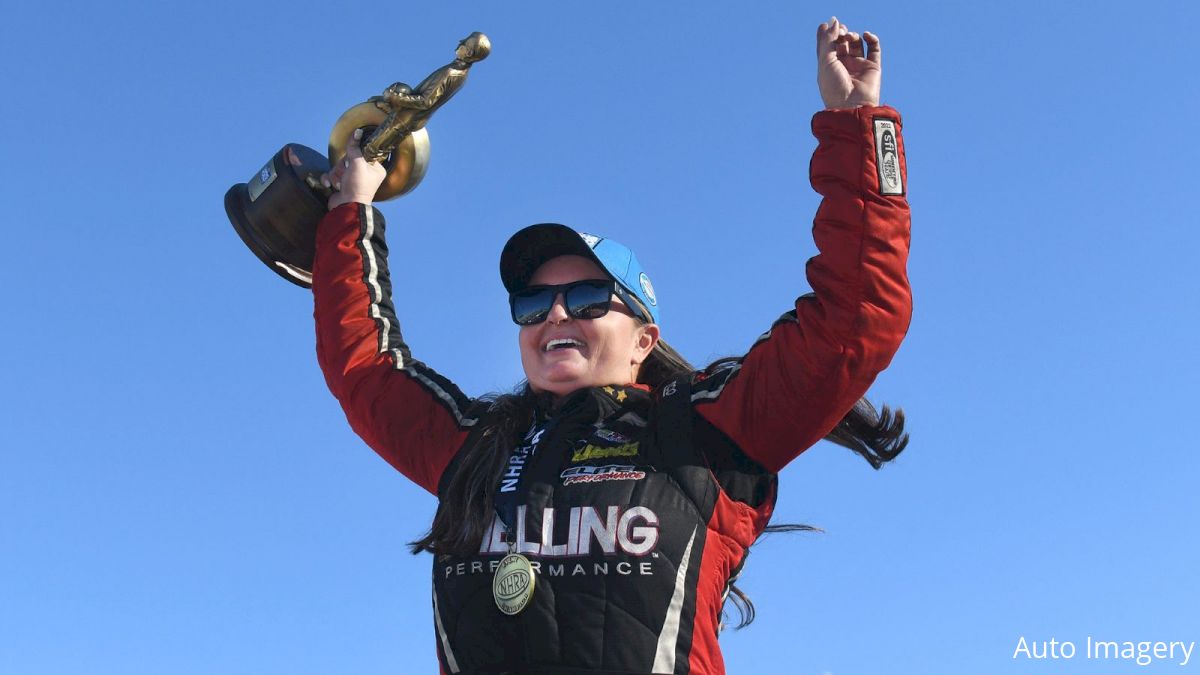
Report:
225,32,490,287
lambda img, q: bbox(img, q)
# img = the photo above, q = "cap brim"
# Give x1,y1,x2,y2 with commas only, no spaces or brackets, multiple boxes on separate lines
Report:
499,223,606,292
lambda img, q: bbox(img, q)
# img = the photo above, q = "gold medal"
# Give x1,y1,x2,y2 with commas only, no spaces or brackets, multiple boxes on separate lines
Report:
493,552,536,615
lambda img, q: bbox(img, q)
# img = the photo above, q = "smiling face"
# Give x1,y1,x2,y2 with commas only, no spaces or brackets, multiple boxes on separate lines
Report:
518,255,660,397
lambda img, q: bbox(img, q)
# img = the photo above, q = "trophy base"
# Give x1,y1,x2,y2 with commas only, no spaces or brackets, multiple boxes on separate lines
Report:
225,144,331,288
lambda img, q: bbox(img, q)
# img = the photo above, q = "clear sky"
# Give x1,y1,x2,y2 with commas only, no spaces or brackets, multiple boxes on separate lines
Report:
2,1,1197,673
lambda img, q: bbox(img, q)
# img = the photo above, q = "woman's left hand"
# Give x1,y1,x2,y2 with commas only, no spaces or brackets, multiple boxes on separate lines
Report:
816,17,882,110
321,128,388,211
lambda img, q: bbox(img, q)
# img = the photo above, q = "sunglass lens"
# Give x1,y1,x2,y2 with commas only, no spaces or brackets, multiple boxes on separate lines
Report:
566,281,612,320
512,288,554,325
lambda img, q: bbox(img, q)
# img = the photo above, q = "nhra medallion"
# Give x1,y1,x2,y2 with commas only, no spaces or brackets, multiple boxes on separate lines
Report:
493,553,536,615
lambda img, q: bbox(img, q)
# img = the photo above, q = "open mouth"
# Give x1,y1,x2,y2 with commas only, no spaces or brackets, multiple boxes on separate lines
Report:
544,338,586,352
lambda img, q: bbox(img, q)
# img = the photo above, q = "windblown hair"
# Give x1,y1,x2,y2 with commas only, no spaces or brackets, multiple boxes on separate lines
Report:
720,523,823,630
409,337,909,628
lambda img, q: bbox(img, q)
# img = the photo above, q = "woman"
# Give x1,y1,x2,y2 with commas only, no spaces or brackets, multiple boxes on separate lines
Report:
312,17,910,675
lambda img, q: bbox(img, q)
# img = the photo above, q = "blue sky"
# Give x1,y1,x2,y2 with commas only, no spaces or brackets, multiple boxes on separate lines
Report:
2,1,1196,673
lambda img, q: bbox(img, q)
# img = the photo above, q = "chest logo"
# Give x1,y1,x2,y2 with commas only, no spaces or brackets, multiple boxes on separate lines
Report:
592,427,630,444
561,464,647,486
572,441,639,462
479,505,660,557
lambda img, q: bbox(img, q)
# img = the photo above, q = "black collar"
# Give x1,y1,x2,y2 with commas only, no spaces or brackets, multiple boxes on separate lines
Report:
534,384,652,425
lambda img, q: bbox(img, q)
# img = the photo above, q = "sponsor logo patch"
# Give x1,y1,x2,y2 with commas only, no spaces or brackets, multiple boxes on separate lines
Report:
873,118,904,196
592,427,630,444
578,232,601,248
572,441,639,462
561,464,647,486
639,272,657,306
476,505,661,557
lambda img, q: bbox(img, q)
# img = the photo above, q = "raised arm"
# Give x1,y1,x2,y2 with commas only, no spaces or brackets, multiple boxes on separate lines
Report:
693,19,911,472
313,132,478,493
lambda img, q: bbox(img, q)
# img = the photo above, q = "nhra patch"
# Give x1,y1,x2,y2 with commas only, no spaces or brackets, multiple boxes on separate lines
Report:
561,464,647,486
873,118,904,196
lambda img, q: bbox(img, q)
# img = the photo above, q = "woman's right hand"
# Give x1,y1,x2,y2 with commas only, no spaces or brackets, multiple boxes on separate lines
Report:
321,128,388,211
816,17,882,110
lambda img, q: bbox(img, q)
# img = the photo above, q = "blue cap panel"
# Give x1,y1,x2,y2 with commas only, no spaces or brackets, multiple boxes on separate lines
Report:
585,234,658,324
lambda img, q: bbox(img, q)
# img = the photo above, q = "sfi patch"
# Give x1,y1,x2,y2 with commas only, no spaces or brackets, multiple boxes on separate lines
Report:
872,118,904,196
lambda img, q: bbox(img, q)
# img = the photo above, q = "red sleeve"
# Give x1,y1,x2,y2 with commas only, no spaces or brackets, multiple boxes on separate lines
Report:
312,203,477,494
694,105,912,472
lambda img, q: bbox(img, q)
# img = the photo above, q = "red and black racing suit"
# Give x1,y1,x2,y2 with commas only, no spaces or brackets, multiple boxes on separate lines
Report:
312,106,912,674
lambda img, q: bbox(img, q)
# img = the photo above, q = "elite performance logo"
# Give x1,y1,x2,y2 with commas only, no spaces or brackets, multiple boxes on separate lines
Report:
873,118,904,196
561,464,647,486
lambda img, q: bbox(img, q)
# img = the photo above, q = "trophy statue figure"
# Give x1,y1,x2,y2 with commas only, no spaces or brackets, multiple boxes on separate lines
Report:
224,32,491,288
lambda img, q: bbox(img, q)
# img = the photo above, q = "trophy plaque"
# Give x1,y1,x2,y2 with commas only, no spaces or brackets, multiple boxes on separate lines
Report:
225,32,490,288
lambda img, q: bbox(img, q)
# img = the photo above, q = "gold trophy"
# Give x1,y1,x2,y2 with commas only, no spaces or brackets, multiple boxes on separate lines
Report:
225,32,490,287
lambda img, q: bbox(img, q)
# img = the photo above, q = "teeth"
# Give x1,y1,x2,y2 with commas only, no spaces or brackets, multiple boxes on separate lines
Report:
545,338,584,352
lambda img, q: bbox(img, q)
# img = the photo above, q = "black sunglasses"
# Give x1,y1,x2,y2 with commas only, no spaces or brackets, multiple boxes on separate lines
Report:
509,279,645,326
